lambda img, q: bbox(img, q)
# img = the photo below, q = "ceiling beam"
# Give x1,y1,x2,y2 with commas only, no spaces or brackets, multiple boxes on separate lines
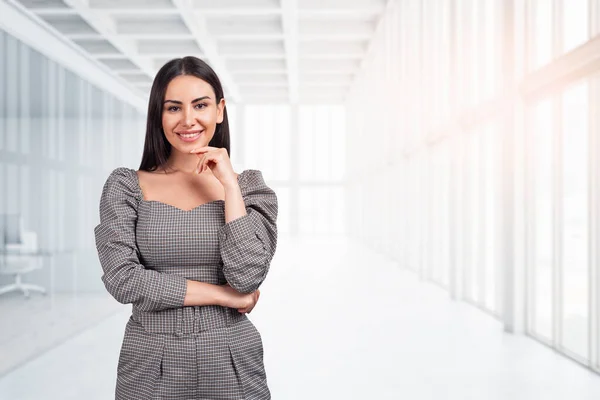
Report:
66,33,194,40
62,0,158,83
281,0,299,103
299,9,383,17
212,33,371,41
191,8,281,16
211,33,285,41
347,0,395,104
30,8,79,16
172,0,241,102
33,8,180,15
0,0,145,111
300,33,372,41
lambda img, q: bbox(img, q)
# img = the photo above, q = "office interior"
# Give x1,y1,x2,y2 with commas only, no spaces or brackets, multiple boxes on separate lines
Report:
1,0,600,398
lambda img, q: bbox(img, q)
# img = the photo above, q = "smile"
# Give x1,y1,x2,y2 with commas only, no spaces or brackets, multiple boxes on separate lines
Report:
176,131,202,142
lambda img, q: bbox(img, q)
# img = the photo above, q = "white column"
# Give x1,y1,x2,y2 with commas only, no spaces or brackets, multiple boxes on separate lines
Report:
234,104,246,169
502,0,526,334
289,104,299,236
589,0,600,373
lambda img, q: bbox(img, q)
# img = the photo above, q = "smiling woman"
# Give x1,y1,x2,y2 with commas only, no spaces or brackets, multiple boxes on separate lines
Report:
140,58,230,172
93,57,278,400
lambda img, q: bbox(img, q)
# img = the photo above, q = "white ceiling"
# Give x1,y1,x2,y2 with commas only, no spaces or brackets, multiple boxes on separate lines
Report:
14,0,387,104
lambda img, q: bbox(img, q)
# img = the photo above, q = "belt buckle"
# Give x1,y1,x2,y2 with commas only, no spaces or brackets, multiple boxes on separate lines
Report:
175,307,184,337
193,306,200,333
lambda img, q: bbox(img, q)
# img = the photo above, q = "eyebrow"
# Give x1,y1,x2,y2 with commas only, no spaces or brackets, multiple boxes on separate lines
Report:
163,96,211,105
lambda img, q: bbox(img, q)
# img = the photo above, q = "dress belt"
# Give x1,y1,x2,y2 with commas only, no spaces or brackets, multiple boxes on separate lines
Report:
132,304,245,335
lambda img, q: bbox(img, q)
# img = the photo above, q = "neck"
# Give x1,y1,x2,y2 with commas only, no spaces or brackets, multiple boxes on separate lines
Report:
164,150,200,174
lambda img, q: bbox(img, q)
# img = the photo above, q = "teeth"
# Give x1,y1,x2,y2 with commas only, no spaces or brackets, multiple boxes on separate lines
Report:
180,133,199,138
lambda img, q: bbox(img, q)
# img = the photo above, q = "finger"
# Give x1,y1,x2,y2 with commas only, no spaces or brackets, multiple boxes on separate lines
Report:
194,156,204,174
202,156,212,172
189,146,218,154
195,155,205,174
200,154,213,173
203,154,219,172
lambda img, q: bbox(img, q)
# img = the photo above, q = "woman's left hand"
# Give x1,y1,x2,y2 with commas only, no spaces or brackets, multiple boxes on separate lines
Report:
189,146,237,187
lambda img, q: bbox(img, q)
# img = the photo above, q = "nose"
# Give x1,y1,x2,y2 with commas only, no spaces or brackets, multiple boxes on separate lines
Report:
181,106,195,127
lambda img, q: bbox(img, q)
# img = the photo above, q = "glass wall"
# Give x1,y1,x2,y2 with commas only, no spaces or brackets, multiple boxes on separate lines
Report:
525,81,591,363
0,27,146,376
523,0,597,367
346,0,600,373
0,28,146,294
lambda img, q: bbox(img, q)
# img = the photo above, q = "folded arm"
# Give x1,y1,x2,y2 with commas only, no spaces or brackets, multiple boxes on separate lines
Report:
218,170,278,294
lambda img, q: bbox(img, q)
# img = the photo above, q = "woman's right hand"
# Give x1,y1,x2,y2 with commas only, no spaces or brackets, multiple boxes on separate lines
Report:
221,284,260,314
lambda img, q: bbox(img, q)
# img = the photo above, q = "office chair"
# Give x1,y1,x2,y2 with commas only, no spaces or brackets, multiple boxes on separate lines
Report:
0,214,46,298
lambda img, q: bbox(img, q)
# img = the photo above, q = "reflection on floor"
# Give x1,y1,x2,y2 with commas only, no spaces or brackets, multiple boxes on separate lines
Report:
1,236,600,399
0,292,123,377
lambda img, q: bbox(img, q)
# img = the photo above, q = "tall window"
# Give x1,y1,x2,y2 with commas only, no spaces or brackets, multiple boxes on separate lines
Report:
560,82,589,359
529,98,554,341
562,0,588,54
239,104,346,235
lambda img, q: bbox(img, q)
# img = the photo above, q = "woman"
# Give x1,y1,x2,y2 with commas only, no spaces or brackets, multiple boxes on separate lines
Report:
94,56,277,399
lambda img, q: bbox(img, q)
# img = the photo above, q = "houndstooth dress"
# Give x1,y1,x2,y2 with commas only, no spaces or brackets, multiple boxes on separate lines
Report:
94,167,277,400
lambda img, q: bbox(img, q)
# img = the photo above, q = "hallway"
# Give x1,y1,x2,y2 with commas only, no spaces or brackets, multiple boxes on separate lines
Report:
1,236,599,400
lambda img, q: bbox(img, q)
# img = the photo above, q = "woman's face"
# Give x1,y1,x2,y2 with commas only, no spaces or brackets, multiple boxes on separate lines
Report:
161,74,225,153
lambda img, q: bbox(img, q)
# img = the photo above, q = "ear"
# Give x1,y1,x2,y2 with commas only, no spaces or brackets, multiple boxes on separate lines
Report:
217,98,226,124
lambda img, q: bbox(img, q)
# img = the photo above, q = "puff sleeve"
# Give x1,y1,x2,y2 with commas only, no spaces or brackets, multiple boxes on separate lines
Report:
218,169,278,294
93,167,187,312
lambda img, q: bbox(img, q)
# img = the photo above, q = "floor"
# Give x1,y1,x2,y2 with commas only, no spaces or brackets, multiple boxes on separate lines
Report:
0,291,123,377
1,236,599,399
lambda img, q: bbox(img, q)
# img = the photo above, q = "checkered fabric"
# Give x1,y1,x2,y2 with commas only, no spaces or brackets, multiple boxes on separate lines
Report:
94,167,277,400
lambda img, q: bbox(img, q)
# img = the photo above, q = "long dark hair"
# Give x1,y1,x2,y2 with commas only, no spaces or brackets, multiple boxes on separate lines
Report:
139,56,230,171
